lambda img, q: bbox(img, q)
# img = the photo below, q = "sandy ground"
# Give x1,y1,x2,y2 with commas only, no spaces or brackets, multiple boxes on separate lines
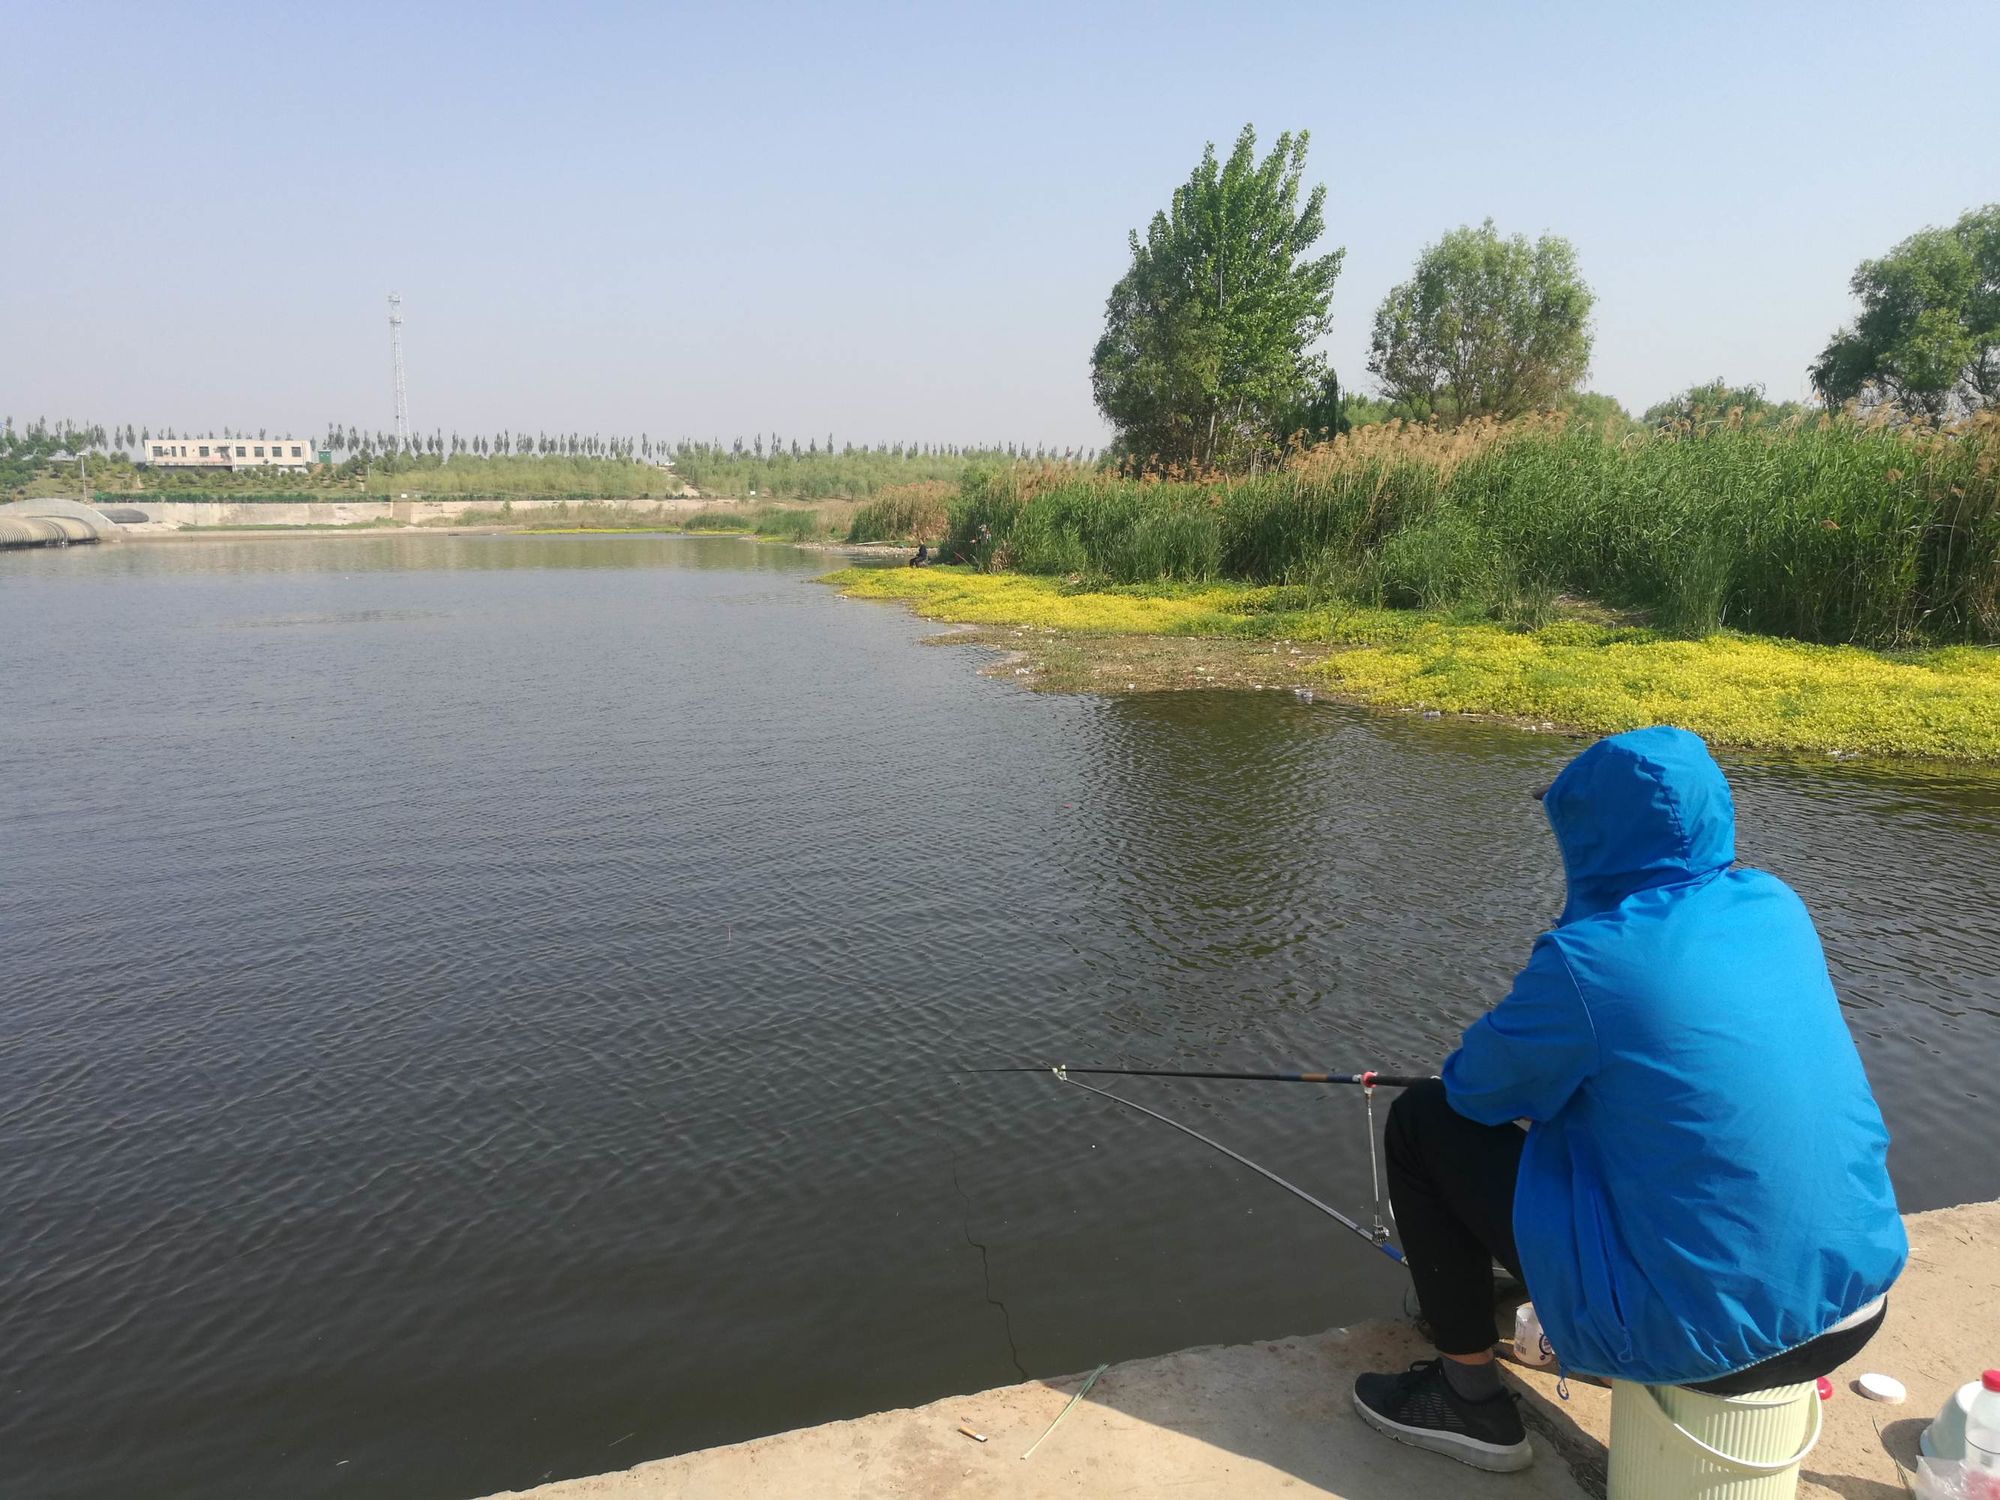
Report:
480,1200,1995,1500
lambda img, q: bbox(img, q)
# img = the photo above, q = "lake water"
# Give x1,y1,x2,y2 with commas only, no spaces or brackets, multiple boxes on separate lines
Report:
4,533,1997,1499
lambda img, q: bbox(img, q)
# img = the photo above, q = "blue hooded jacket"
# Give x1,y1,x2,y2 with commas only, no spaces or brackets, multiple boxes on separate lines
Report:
1441,726,1907,1385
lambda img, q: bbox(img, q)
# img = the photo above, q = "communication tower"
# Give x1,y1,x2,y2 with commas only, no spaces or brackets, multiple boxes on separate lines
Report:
388,292,410,447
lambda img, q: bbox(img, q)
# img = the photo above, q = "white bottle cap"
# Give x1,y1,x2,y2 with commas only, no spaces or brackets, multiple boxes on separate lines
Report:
1856,1372,1906,1403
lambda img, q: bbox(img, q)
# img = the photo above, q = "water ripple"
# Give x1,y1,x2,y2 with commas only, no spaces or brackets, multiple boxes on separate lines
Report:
1,534,1994,1500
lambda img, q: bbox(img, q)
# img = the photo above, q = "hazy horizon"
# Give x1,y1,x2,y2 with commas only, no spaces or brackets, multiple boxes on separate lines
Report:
5,0,1995,447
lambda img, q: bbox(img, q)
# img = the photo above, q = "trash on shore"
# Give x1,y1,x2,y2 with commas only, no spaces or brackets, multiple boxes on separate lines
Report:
1021,1363,1108,1460
1857,1371,1907,1403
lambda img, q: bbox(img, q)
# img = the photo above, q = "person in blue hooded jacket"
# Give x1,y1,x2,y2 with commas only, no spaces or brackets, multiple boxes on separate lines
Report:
1352,725,1907,1473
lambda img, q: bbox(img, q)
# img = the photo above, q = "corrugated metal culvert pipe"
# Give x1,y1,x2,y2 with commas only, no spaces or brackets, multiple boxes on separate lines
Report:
0,514,100,548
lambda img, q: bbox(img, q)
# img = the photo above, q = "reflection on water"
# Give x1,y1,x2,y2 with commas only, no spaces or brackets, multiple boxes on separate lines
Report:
2,533,1995,1500
34,529,818,582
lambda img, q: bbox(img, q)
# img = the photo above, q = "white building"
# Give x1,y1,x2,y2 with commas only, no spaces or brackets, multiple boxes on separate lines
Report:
144,437,315,471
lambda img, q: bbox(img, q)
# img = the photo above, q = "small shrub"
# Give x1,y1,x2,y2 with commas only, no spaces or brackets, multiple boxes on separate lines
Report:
749,506,825,542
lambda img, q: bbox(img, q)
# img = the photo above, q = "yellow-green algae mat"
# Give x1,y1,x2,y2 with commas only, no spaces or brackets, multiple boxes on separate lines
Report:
823,567,2000,763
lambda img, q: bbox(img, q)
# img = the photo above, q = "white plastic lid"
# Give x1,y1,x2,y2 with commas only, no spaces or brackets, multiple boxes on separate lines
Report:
1856,1372,1906,1403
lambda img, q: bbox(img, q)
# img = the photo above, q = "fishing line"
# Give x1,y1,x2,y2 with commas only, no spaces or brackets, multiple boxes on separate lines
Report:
962,1063,1433,1088
1051,1069,1406,1266
941,1056,1426,1383
950,1147,1030,1381
941,1069,1032,1381
1363,1083,1389,1245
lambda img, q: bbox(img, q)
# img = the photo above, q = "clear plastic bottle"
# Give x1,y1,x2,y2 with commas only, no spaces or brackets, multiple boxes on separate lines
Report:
1965,1369,2000,1499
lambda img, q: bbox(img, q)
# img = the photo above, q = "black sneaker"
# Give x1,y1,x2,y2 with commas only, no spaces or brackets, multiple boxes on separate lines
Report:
1352,1359,1533,1473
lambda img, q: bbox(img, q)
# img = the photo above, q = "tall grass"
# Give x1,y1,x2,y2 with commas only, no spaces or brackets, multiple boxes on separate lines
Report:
844,481,956,542
942,415,2000,646
746,505,829,542
675,504,837,540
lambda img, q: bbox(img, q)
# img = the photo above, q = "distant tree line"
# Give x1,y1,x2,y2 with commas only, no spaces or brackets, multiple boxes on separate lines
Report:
1,418,122,489
4,419,1096,467
0,415,1097,500
666,440,1094,498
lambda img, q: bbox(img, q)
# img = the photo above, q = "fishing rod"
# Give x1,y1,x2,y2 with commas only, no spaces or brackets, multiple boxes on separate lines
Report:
972,1072,1424,1272
1050,1069,1407,1265
963,1063,1434,1089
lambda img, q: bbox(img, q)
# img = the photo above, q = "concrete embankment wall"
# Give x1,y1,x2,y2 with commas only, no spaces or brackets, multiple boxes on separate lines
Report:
108,495,718,530
484,1198,1997,1500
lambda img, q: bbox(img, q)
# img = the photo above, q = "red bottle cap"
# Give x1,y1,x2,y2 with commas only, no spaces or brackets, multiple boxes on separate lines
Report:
1816,1377,1833,1401
1985,1369,2000,1393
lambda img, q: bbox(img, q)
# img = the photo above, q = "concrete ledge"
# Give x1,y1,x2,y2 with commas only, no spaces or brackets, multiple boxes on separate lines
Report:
1509,1199,1998,1500
482,1319,1588,1500
481,1200,1995,1500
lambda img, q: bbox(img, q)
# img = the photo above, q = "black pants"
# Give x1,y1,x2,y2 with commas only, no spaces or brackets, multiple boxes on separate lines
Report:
1385,1078,1526,1357
1384,1078,1885,1391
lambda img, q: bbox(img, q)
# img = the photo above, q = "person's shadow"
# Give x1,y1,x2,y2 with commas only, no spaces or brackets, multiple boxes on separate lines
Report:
1072,1317,1593,1498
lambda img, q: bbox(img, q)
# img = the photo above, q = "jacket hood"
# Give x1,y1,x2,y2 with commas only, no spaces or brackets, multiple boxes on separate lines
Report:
1543,726,1736,923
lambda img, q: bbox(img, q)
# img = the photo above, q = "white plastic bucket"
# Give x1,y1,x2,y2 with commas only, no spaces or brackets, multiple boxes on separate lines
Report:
1607,1380,1822,1500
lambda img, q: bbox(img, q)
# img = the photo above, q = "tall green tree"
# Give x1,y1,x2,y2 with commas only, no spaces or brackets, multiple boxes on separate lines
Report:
1368,219,1594,423
1810,204,1999,421
1091,124,1344,470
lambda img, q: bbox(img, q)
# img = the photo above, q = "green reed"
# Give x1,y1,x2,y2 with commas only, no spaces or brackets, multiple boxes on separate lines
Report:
845,481,955,543
943,417,2000,646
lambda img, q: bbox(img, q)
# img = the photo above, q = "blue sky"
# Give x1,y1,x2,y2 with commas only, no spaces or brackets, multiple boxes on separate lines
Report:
4,1,1995,447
